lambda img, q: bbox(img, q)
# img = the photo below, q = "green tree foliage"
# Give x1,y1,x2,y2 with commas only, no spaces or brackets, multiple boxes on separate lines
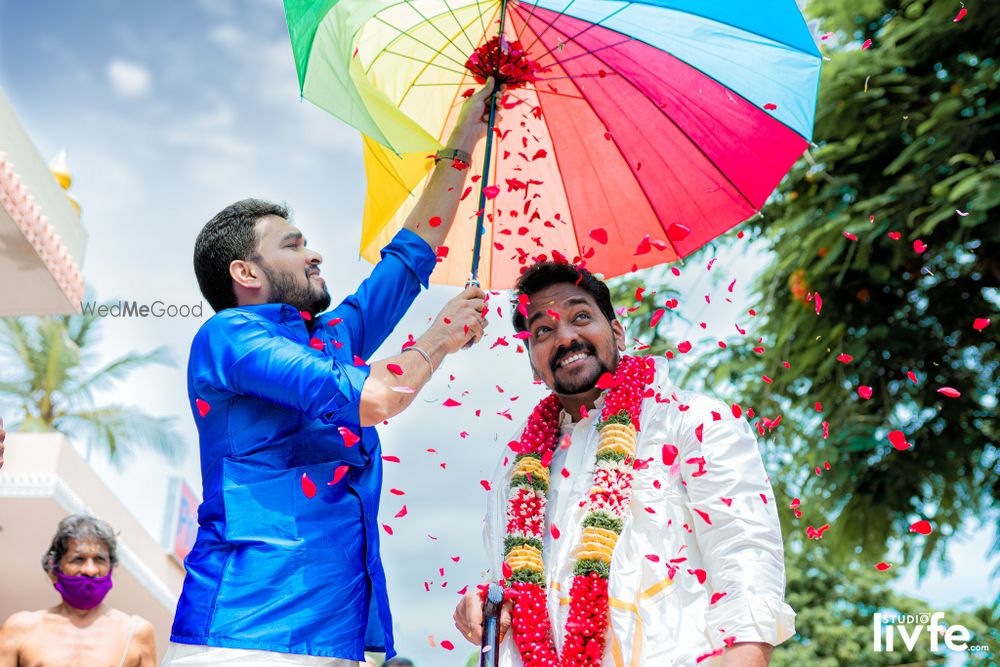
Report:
613,0,998,574
0,309,183,464
773,538,996,666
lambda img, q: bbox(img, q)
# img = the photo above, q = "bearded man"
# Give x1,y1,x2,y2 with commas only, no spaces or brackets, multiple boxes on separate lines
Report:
167,82,497,666
454,262,795,666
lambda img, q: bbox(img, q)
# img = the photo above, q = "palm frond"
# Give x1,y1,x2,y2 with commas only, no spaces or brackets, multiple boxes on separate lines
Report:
64,346,175,399
56,405,184,466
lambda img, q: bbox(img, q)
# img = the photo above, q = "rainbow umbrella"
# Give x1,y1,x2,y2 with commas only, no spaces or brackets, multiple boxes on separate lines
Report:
284,1,821,288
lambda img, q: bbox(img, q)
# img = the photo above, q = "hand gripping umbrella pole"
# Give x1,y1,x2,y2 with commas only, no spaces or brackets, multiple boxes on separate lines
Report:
479,583,505,667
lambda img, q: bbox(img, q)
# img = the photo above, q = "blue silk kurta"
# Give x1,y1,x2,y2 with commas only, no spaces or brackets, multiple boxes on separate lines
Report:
170,229,436,660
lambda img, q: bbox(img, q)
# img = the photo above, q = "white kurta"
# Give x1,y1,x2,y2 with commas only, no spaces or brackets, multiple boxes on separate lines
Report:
484,357,796,666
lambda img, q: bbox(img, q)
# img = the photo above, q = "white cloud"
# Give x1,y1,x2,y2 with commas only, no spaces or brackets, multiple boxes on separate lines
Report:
106,59,152,99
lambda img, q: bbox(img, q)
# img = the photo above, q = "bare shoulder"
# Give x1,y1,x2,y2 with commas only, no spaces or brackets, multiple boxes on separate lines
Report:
133,616,155,641
0,610,44,635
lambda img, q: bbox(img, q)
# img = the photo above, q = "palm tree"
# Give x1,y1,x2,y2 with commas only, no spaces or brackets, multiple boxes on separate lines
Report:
0,307,183,464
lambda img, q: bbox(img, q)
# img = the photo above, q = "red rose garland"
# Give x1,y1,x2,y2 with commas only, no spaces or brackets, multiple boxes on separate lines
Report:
495,355,656,666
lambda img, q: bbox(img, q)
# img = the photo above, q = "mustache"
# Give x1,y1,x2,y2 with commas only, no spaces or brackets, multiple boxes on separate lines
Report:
551,341,595,372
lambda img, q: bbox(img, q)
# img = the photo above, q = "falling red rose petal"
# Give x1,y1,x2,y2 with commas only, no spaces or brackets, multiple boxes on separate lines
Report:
301,473,317,498
195,399,211,417
662,444,678,465
443,398,462,407
338,427,360,447
329,465,350,485
858,386,873,400
909,520,932,535
954,7,967,21
888,430,909,450
480,479,491,491
875,562,892,571
589,228,608,244
973,318,990,331
937,387,961,398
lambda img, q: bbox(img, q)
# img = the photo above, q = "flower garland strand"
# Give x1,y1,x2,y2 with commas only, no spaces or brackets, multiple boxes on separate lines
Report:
495,355,656,667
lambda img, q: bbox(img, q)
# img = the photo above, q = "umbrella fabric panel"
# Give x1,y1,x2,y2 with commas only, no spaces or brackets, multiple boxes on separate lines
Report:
520,0,822,140
357,2,498,139
521,5,809,212
518,0,821,57
518,9,753,264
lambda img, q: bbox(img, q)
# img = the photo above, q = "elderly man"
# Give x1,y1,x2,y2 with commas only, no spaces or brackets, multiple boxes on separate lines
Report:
166,82,498,666
0,514,157,666
454,262,795,666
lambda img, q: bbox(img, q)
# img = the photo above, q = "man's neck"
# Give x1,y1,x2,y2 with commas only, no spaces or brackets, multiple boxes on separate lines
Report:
558,389,602,422
53,601,107,623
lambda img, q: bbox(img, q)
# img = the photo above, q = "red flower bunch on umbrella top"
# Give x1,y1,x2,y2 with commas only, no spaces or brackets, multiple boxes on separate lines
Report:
465,35,545,89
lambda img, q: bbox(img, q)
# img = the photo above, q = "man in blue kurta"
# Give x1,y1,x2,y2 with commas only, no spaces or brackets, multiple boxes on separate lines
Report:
166,84,496,666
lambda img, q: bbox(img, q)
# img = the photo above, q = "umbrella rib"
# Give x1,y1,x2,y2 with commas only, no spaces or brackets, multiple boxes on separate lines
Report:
510,0,549,46
527,4,632,65
534,36,634,69
402,0,479,55
440,0,489,52
519,0,579,55
371,15,471,71
527,9,760,216
397,7,494,108
376,49,470,77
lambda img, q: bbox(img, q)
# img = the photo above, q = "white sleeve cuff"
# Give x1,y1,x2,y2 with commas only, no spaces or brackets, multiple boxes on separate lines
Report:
704,595,797,648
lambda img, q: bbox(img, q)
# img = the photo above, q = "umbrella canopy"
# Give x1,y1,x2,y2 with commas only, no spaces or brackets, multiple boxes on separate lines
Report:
285,0,822,288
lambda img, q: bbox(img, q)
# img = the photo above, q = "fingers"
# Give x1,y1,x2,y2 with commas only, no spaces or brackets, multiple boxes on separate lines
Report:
453,593,484,645
498,599,513,643
459,285,487,301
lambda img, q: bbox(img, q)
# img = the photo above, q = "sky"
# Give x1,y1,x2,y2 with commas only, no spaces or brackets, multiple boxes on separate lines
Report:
0,1,995,665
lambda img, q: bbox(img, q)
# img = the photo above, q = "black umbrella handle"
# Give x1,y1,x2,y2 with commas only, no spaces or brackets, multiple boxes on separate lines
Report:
479,583,505,667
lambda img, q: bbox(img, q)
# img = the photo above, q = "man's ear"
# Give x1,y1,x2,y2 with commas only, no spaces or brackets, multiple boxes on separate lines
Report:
230,259,263,290
612,319,626,352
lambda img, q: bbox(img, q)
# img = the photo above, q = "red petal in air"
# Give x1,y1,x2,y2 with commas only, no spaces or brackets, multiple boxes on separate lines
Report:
909,520,932,535
972,318,990,331
195,398,211,417
387,363,404,376
857,386,873,400
589,228,608,244
888,430,910,450
338,427,361,447
937,387,961,398
329,465,350,485
443,398,462,407
301,473,317,498
666,222,691,242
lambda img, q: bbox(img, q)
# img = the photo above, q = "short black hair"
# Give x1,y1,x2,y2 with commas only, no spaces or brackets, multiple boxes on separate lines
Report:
193,198,289,312
42,514,119,573
384,658,415,666
511,262,616,333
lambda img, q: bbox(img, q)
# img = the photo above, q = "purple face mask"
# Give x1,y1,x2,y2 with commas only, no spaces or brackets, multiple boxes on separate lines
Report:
53,570,113,610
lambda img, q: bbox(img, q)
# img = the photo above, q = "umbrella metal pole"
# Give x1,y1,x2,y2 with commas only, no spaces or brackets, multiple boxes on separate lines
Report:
468,0,508,285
